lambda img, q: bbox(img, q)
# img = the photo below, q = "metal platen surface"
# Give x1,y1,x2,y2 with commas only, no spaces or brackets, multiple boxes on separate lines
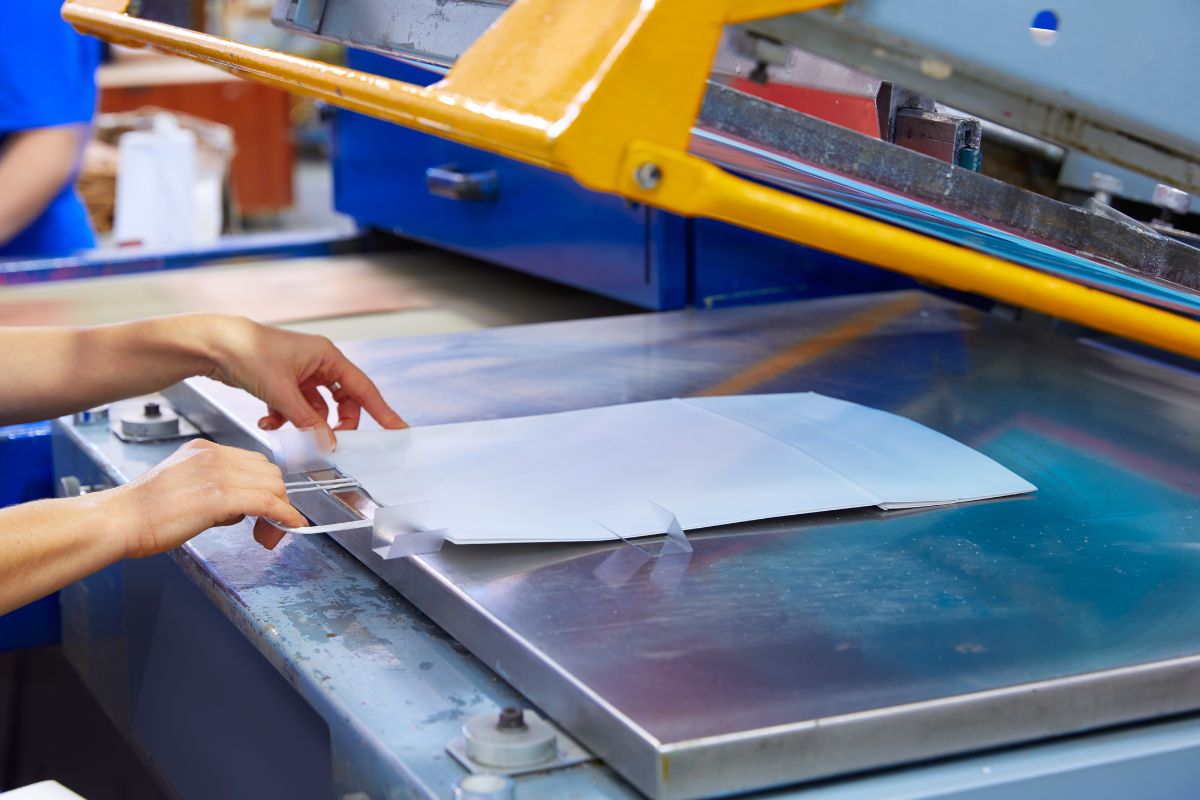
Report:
170,291,1200,799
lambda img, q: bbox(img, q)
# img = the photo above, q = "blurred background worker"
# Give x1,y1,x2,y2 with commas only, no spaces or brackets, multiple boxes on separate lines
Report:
0,1,102,259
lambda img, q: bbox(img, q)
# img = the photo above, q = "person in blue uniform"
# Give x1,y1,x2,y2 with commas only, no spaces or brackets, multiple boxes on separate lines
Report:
0,2,103,259
0,8,410,617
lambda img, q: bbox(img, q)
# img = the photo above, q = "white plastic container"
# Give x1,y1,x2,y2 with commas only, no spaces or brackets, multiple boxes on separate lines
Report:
113,113,222,248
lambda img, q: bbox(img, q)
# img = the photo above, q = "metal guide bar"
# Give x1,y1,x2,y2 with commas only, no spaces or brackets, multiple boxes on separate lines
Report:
697,82,1200,294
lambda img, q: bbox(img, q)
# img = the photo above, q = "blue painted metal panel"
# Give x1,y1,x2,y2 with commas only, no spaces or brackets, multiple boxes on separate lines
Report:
333,53,924,314
0,595,60,652
691,219,914,309
830,0,1198,156
0,422,53,504
336,50,686,310
0,230,375,286
0,421,58,650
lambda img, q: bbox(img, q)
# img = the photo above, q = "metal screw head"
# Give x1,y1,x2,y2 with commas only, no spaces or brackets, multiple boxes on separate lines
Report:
1090,172,1123,195
496,706,526,730
143,402,162,418
634,162,662,190
1152,184,1191,216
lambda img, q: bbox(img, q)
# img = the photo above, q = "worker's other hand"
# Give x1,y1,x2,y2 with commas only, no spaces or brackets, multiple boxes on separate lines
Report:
109,439,308,558
198,315,408,443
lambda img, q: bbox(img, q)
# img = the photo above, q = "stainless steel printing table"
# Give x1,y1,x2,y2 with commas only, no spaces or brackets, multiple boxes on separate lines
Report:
58,290,1200,798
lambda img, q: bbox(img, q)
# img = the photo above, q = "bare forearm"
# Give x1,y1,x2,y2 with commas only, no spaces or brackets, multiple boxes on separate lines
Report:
0,315,224,425
0,492,128,615
0,126,87,245
0,435,307,614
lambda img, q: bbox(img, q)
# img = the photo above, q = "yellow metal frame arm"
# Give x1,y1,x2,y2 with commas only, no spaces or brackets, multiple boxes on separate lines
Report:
63,0,1200,361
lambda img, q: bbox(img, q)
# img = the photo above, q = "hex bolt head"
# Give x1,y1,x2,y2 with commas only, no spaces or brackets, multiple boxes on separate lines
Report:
634,162,662,190
496,706,526,731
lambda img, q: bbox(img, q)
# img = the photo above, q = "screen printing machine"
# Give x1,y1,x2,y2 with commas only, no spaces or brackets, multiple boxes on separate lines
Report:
24,0,1200,798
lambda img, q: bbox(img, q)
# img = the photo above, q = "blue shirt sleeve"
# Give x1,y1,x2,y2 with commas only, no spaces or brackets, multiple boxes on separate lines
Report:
0,0,101,132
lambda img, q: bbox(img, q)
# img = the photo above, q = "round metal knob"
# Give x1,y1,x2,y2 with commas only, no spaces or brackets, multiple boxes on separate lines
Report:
119,402,180,440
463,708,556,769
453,773,515,800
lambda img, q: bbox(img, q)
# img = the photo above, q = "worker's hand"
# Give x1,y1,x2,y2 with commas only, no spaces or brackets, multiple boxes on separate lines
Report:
195,315,408,443
107,439,308,558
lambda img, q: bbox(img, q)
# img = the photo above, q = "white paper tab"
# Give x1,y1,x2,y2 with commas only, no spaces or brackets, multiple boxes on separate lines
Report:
272,426,333,474
371,501,447,560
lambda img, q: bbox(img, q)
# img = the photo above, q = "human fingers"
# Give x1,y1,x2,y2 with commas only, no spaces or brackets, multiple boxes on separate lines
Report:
331,385,361,431
323,354,407,429
198,443,280,480
257,407,285,431
300,382,331,424
253,516,287,550
218,467,290,501
224,488,308,530
263,379,334,441
207,441,272,464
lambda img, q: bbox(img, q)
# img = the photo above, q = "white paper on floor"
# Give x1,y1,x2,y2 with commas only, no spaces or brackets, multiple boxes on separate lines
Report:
326,392,1035,546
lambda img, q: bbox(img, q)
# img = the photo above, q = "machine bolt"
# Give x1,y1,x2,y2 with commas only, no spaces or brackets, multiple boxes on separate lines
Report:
496,707,526,731
143,401,162,418
634,162,662,190
1152,183,1191,228
463,707,558,769
1089,172,1123,206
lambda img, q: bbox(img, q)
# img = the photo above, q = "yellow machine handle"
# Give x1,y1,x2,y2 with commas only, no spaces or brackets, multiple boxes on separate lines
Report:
64,0,1200,361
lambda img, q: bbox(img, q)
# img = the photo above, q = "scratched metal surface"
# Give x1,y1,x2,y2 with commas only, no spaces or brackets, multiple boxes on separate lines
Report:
54,419,639,799
175,290,1200,799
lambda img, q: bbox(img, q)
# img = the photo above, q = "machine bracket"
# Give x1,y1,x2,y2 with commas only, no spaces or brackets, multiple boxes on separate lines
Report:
446,707,593,777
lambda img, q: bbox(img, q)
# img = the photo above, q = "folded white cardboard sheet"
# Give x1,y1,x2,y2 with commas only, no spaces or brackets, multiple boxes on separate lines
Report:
327,392,1035,545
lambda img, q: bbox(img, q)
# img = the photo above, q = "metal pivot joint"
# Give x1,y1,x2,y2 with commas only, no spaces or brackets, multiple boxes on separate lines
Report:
634,162,662,191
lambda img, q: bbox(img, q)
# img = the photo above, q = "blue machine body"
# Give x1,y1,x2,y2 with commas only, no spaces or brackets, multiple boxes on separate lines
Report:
334,50,912,311
0,422,58,650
